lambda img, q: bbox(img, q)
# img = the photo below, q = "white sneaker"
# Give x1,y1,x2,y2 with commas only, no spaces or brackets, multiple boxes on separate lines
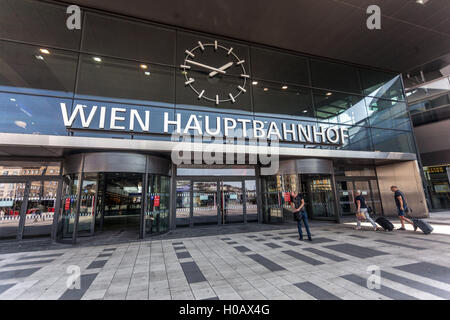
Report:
355,226,361,230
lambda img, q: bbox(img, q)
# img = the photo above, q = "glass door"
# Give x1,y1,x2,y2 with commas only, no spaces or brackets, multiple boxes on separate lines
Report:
192,181,218,226
220,181,244,224
301,174,336,220
24,180,59,238
336,179,381,216
0,182,24,239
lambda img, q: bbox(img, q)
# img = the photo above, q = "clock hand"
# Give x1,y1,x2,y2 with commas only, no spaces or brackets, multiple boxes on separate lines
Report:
185,59,226,74
209,62,234,77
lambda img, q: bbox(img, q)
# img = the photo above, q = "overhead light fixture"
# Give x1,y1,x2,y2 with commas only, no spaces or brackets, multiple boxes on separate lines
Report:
282,85,288,90
416,0,429,4
140,64,148,69
252,81,258,85
39,48,50,54
263,88,269,91
10,98,16,102
326,92,333,96
93,57,102,62
144,71,151,76
34,55,44,60
302,110,308,113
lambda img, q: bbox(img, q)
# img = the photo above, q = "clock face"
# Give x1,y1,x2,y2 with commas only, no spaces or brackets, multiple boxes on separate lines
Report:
180,40,249,105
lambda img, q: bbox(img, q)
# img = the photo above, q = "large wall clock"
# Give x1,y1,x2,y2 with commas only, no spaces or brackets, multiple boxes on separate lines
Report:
180,40,249,105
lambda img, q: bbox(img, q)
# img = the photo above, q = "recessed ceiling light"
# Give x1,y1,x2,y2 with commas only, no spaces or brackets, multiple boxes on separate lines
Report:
144,71,151,76
10,98,16,102
93,57,102,62
326,92,333,96
416,0,429,4
140,64,148,69
263,88,269,91
252,81,258,85
282,85,288,90
39,48,50,54
35,55,44,60
302,110,308,113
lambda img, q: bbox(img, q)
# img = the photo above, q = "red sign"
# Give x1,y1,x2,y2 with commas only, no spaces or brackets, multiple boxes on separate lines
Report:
284,192,291,202
64,198,71,210
154,195,160,207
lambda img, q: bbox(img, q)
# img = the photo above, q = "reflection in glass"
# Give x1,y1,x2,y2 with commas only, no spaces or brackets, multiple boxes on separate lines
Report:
176,180,191,227
220,181,244,224
193,181,217,225
82,12,175,65
360,69,405,101
366,98,410,129
253,82,314,119
310,59,361,94
23,180,58,238
76,55,174,108
0,92,71,135
59,174,78,239
146,175,170,234
313,90,368,126
371,129,415,153
245,180,258,222
0,183,24,239
250,47,310,85
77,173,97,235
0,40,78,97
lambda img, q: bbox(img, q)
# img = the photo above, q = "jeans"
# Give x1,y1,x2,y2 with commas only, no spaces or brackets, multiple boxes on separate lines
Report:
297,210,311,239
356,208,377,228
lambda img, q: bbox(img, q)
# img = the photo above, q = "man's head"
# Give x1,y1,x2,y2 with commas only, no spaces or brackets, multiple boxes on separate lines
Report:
355,190,361,196
390,186,398,192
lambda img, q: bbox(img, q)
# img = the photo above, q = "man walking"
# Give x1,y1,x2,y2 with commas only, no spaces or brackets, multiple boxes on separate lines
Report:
354,190,378,231
390,186,414,230
290,191,312,241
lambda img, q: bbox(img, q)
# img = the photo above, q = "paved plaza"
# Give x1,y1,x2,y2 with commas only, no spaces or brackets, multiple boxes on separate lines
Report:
0,219,449,300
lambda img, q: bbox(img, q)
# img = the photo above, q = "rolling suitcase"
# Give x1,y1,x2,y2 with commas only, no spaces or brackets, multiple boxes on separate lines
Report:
412,218,433,235
375,217,394,231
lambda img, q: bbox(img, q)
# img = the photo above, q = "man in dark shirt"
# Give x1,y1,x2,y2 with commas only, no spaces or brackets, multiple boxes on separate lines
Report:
290,191,312,241
390,186,414,230
354,191,377,231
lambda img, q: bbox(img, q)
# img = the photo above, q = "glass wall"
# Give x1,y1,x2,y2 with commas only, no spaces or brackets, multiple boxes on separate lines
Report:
0,0,415,155
57,171,171,240
423,165,450,210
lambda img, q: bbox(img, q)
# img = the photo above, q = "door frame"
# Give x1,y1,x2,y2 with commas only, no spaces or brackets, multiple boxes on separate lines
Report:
175,176,258,227
0,175,63,240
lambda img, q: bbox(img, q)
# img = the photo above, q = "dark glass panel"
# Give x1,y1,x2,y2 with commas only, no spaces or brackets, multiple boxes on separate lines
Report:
253,81,314,119
0,40,78,97
371,129,416,153
82,12,175,65
313,90,368,126
310,59,361,94
0,92,70,135
250,47,310,85
360,69,405,101
0,0,81,50
75,54,174,107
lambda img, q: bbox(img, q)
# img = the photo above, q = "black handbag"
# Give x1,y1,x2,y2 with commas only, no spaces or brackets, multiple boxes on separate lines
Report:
293,211,301,221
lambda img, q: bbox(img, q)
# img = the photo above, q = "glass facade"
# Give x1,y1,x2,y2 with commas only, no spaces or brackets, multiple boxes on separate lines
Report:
0,0,425,243
0,0,415,154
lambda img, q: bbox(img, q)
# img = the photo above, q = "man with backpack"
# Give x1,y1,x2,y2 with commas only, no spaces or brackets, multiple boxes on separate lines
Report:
354,190,378,231
290,191,312,241
390,186,414,230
